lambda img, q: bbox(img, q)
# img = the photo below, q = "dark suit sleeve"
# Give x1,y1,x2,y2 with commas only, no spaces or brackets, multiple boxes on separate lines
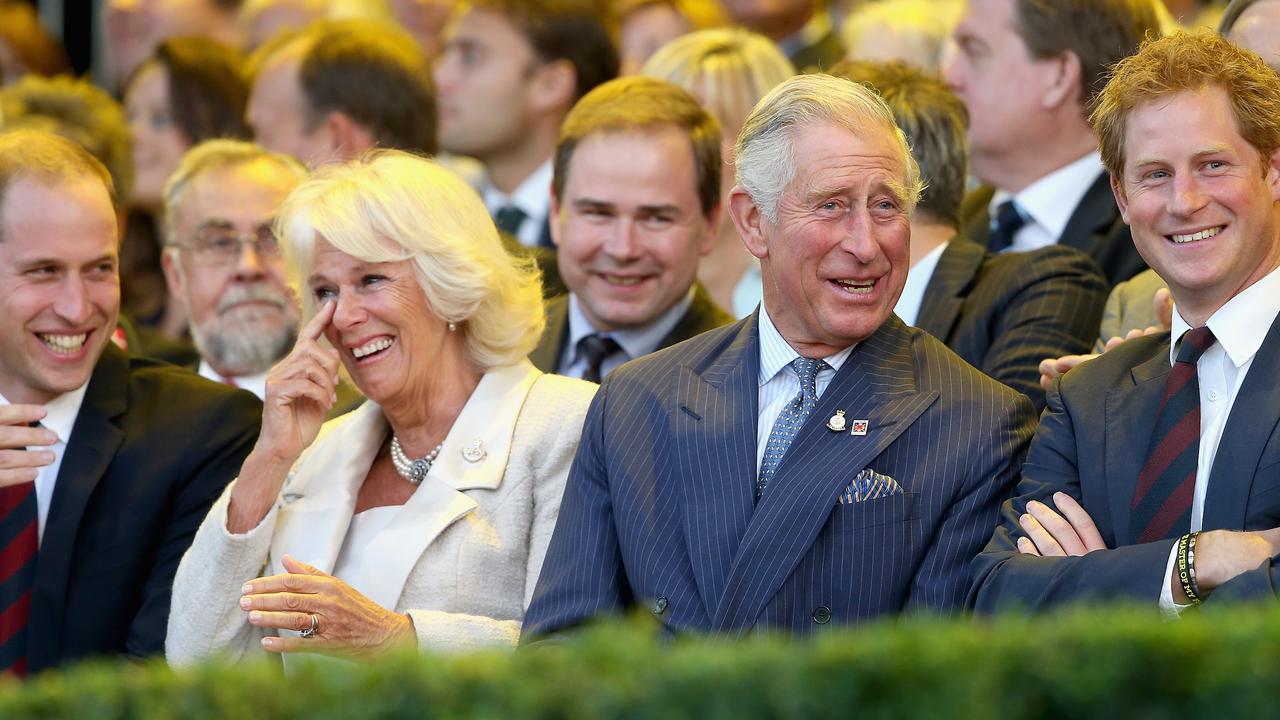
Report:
908,390,1036,613
522,379,634,640
969,379,1176,613
980,248,1107,413
124,390,261,658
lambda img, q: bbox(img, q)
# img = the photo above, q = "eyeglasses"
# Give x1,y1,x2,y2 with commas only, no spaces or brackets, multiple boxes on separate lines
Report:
179,226,281,266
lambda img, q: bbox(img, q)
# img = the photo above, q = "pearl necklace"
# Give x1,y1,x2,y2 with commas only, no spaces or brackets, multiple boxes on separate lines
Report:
389,436,443,485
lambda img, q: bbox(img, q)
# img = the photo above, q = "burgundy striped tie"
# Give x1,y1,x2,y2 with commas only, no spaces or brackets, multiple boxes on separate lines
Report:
1132,326,1217,543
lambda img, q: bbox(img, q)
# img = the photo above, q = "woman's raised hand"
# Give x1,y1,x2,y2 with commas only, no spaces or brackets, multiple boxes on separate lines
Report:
259,301,341,466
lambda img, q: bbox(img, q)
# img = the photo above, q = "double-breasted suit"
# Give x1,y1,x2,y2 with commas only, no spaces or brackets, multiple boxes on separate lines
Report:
524,314,1036,637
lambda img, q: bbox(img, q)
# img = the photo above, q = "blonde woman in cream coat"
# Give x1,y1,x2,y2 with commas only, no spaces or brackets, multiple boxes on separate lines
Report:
166,150,595,664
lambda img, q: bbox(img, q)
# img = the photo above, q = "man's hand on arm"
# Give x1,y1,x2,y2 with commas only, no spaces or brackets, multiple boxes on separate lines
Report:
1170,528,1280,604
1016,492,1107,556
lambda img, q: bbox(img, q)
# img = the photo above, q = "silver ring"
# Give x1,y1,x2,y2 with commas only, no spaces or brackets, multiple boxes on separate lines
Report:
300,612,319,638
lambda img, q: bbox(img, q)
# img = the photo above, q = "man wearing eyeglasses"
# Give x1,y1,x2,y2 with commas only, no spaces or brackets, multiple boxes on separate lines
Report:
162,140,362,414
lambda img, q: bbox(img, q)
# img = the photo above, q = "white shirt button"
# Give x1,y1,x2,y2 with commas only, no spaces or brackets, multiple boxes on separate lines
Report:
1208,389,1220,402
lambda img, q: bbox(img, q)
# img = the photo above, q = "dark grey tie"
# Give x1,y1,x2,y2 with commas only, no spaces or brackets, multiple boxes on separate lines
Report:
578,334,621,384
987,199,1028,253
493,205,527,238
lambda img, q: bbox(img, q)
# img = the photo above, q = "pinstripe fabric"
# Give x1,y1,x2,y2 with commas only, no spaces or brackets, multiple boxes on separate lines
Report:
524,313,1037,637
915,237,1108,412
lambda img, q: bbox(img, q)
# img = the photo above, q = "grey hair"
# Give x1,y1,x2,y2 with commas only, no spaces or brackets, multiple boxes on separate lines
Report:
276,149,545,371
163,138,307,246
734,73,923,222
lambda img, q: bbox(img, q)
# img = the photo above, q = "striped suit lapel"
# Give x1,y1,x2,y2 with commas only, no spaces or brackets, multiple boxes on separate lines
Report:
711,317,938,632
1103,345,1170,546
675,316,760,619
916,238,984,342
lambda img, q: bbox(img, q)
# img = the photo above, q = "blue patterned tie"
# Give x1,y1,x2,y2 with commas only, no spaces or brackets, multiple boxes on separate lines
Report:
757,357,829,499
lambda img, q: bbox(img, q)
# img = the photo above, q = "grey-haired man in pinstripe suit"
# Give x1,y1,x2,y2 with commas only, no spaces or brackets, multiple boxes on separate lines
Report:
523,73,1036,638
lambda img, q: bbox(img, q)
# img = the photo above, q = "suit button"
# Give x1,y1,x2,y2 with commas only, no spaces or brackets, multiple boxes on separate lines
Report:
652,596,668,615
812,606,832,624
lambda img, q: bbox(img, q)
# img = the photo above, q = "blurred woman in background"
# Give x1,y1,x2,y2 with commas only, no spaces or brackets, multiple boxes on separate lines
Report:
642,28,794,317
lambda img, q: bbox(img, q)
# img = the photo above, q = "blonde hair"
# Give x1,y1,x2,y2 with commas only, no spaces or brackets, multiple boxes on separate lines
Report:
641,28,795,140
839,0,963,74
277,149,545,370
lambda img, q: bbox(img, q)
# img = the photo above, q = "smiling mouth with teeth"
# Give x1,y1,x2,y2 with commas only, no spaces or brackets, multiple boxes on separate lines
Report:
352,337,394,359
1169,226,1223,243
833,279,876,294
38,332,89,355
600,274,647,286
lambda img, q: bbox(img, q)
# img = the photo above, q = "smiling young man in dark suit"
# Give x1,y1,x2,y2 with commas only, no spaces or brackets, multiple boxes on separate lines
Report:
523,74,1035,638
972,34,1280,614
528,76,733,383
0,130,260,675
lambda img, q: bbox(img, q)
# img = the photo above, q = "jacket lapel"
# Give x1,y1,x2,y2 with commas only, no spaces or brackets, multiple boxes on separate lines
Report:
711,317,938,632
659,283,733,351
916,237,984,341
270,402,383,576
31,346,128,664
1057,172,1115,254
675,317,760,619
529,295,569,373
1103,344,1170,546
355,362,538,610
1202,313,1280,530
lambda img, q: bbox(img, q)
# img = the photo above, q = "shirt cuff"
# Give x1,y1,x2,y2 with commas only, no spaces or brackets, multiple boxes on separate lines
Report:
1159,542,1192,619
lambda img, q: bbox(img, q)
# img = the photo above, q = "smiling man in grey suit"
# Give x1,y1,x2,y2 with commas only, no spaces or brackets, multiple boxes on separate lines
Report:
523,73,1037,637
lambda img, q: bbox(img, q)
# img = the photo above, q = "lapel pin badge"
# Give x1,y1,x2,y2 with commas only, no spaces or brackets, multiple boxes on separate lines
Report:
826,410,847,432
850,419,870,436
462,438,486,463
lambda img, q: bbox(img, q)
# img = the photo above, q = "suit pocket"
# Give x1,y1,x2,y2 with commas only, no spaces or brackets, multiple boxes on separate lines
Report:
829,491,919,534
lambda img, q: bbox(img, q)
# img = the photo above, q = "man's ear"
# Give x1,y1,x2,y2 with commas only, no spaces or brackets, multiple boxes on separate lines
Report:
1110,173,1130,224
323,111,377,160
1266,146,1280,202
728,186,768,260
548,190,563,249
698,201,722,257
528,59,577,115
160,246,185,302
1041,50,1082,111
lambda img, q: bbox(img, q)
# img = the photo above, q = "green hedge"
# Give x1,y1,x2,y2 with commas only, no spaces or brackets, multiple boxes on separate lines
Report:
3,605,1277,719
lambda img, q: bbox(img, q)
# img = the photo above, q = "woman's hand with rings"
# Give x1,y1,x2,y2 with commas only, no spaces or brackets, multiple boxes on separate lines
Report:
240,555,416,658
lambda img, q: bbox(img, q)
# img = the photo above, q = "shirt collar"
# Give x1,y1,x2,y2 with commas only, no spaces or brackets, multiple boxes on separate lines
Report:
198,360,268,400
565,287,695,364
1170,264,1280,367
0,381,89,443
481,159,554,220
757,304,854,387
991,152,1103,241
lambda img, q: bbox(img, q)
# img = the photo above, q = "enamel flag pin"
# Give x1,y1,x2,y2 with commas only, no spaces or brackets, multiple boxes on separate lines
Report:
827,410,847,432
850,419,870,436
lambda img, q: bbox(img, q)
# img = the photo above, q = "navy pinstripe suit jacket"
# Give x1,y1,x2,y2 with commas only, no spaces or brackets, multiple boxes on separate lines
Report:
523,313,1037,637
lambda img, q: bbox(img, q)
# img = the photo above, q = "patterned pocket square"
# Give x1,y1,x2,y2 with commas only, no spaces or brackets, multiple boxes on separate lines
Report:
837,469,903,505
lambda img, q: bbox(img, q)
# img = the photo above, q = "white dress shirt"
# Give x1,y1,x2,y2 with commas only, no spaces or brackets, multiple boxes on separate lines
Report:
0,383,89,545
1157,265,1280,615
990,152,1104,253
481,159,554,248
557,289,694,381
755,306,854,472
198,360,267,400
894,240,950,326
